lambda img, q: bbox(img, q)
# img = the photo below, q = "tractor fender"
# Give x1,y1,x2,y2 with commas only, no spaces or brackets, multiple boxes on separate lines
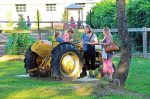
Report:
31,40,52,58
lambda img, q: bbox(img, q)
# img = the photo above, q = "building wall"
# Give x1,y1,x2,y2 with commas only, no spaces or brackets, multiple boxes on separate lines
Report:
0,0,101,29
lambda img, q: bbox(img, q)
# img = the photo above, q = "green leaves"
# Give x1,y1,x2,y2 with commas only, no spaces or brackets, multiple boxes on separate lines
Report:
5,15,35,55
86,0,116,29
127,0,150,27
86,0,150,52
86,0,150,28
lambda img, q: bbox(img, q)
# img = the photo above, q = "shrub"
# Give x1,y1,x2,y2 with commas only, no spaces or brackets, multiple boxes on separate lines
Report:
86,0,116,29
86,0,150,52
5,15,35,55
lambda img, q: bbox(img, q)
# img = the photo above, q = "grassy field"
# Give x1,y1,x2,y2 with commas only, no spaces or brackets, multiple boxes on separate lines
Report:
0,58,150,99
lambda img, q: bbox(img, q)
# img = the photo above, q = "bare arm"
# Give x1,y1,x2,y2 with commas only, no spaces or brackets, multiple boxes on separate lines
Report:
88,34,98,45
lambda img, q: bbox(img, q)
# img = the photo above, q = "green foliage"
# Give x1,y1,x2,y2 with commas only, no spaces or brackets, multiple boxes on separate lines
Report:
15,15,29,30
72,29,83,43
86,0,116,29
127,0,150,28
5,33,35,54
48,35,54,41
127,0,150,52
95,32,103,41
5,15,35,55
86,0,150,28
87,0,150,52
112,33,120,47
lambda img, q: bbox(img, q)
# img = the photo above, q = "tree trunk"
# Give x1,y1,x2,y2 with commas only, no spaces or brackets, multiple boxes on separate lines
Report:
113,0,132,86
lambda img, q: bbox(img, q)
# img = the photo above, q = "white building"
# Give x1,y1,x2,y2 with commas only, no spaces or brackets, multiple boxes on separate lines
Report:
0,0,101,29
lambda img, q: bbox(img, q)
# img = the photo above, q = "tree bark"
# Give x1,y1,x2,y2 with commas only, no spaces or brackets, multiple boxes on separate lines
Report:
113,0,132,86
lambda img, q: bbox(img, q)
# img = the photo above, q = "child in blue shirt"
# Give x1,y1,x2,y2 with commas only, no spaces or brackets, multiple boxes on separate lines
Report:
53,31,64,43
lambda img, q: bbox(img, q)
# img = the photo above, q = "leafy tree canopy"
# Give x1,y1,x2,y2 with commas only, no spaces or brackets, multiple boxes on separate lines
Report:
86,0,150,28
86,0,116,29
127,0,150,27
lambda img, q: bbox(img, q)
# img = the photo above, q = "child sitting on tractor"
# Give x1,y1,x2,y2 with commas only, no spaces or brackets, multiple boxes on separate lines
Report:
53,31,64,43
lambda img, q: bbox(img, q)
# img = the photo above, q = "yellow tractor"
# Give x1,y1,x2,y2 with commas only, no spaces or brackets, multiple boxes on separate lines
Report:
24,40,103,80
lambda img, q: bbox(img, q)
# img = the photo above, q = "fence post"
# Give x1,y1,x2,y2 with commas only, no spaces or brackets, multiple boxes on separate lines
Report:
37,10,41,40
51,21,53,29
143,27,148,58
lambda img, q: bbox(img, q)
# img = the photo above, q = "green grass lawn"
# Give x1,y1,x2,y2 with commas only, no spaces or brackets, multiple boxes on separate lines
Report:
0,58,150,99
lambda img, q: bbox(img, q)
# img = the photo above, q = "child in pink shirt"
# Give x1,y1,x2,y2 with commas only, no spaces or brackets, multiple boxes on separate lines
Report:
62,28,74,42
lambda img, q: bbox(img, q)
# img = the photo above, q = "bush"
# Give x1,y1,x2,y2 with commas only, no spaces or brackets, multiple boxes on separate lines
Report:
5,15,35,55
127,0,150,28
86,0,116,29
127,0,150,52
86,0,150,28
86,0,150,52
48,35,54,41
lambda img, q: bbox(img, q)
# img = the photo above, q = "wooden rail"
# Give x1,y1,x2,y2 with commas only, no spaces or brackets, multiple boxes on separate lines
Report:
0,27,149,58
93,27,149,58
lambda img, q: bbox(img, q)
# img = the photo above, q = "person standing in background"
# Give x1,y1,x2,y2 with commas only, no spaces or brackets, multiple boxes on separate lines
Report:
77,18,82,29
70,17,76,28
27,16,31,29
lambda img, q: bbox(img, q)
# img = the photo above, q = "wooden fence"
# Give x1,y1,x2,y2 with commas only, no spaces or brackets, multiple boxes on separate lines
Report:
93,27,150,58
0,27,149,58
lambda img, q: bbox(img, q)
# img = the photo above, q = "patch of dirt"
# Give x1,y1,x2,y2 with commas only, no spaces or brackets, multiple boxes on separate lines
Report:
73,84,93,96
92,78,150,98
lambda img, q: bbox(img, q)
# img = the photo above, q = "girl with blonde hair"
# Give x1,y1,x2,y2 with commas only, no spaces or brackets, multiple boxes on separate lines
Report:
53,31,64,43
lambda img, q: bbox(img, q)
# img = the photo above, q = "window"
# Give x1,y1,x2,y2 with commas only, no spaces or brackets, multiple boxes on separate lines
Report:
75,3,85,7
46,4,56,11
16,4,26,12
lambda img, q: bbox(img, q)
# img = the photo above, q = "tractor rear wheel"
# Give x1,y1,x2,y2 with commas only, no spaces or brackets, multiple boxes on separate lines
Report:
24,47,39,77
51,42,83,80
24,46,49,77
